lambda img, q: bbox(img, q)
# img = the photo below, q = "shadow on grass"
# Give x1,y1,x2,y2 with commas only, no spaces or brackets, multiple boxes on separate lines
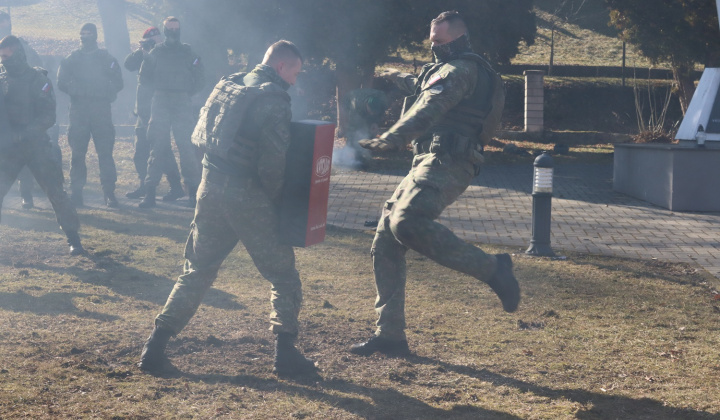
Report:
410,356,715,419
154,368,521,419
78,208,192,243
0,290,120,321
5,253,245,312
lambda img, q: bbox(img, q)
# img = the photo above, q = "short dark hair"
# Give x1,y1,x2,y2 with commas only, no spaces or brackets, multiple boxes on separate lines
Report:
263,40,303,65
0,35,22,51
431,10,468,37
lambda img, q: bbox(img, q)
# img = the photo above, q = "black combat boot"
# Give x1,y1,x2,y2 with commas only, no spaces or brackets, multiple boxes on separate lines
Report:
70,189,84,208
187,184,198,208
104,190,119,208
21,195,34,210
126,182,146,199
138,326,173,372
66,231,86,256
162,183,185,202
273,333,317,376
350,336,410,356
486,253,520,312
138,187,156,208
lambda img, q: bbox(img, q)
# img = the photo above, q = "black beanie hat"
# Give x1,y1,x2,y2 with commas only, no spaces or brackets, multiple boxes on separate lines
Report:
81,23,97,35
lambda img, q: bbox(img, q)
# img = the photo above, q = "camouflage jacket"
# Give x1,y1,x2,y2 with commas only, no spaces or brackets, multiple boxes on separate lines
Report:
204,64,292,204
124,48,152,116
382,57,491,149
0,64,55,143
139,42,204,95
57,46,123,102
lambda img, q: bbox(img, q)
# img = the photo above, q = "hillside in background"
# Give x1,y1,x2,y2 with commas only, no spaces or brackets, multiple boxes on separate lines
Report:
8,0,150,55
7,0,664,69
513,0,657,68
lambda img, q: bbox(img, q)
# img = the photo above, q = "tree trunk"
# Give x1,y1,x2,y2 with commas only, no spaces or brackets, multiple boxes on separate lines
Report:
671,61,696,115
97,0,133,122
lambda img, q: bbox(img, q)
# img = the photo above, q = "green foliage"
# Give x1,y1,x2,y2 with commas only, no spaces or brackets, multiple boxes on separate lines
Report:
143,0,536,70
606,0,720,66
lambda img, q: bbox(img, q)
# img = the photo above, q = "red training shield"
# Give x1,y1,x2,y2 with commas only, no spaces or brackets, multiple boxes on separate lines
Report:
280,120,335,247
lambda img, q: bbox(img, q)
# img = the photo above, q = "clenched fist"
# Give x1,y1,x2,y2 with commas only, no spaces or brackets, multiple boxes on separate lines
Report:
358,138,397,152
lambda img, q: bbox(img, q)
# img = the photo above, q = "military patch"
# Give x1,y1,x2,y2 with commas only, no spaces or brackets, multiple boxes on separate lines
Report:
193,57,200,66
426,74,443,87
41,83,51,93
110,61,116,69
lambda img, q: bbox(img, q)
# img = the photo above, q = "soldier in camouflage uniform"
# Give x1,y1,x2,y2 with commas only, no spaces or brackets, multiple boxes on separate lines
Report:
124,26,183,201
337,88,388,168
139,40,316,376
351,11,520,356
57,23,124,208
137,17,203,209
0,11,61,210
0,36,85,256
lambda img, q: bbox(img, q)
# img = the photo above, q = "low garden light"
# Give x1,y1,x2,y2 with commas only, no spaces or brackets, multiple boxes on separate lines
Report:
526,151,555,257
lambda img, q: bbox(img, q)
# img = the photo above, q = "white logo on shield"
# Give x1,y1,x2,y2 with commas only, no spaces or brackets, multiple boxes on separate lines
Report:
316,156,331,177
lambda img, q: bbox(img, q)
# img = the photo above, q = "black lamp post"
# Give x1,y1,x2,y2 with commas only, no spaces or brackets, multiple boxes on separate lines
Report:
526,151,555,257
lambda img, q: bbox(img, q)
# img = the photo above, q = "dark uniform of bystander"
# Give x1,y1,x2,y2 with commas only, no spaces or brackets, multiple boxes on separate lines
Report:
0,10,61,210
137,17,203,208
124,26,183,201
57,23,123,208
0,35,84,255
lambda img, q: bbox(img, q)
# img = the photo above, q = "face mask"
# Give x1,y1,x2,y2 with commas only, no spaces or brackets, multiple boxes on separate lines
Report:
164,27,180,44
80,34,97,49
431,34,471,63
2,50,27,75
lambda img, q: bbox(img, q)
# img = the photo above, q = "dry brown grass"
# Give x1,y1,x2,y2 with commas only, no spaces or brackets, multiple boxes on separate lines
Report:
0,135,719,419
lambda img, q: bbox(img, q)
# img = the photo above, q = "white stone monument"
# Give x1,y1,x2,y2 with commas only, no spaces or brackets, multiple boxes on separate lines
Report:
675,0,720,146
614,0,720,211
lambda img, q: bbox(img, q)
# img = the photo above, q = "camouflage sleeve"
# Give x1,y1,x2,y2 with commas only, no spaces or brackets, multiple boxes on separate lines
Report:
28,73,56,137
124,49,144,72
392,72,419,95
56,55,73,96
107,53,123,94
381,61,477,147
253,96,292,205
189,52,204,95
138,51,155,87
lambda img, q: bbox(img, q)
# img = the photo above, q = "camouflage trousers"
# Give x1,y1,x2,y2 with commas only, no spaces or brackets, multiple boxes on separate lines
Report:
67,99,117,194
0,139,80,233
144,91,200,190
371,153,497,340
132,110,181,187
155,168,303,335
17,132,62,200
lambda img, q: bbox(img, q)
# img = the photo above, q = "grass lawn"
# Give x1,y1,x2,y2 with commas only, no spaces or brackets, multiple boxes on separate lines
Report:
0,135,718,419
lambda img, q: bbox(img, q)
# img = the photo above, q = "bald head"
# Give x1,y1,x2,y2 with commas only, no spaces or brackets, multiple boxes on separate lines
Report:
262,40,303,86
262,40,303,67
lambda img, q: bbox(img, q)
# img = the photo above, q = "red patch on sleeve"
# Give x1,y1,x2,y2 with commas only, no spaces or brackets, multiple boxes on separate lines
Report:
426,74,444,87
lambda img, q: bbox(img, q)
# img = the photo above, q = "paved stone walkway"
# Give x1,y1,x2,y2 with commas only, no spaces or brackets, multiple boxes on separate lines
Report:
327,163,720,280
